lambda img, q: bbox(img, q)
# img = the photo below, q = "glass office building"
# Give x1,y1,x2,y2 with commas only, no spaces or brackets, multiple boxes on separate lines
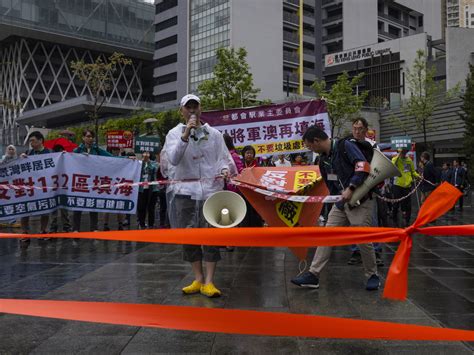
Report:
0,0,155,145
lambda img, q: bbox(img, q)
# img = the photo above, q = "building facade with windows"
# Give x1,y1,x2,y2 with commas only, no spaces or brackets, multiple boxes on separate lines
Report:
0,0,155,145
320,0,442,58
447,0,474,28
153,0,321,108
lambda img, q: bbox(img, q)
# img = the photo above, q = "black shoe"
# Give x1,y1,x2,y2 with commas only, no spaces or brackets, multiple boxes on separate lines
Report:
118,223,124,231
103,224,110,231
291,271,319,289
375,252,384,266
348,251,362,265
366,274,381,291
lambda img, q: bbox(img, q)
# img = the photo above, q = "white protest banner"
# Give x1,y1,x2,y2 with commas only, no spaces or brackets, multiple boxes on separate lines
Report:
0,153,141,221
200,100,330,157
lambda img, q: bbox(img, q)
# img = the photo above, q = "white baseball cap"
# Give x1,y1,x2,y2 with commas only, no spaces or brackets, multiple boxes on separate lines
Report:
180,94,201,107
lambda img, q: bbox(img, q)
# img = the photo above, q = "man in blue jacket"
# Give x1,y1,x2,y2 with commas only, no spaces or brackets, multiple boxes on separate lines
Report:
291,125,380,291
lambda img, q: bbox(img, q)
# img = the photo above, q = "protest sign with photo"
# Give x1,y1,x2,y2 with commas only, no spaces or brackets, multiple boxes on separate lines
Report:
0,153,141,220
106,130,134,149
200,100,330,157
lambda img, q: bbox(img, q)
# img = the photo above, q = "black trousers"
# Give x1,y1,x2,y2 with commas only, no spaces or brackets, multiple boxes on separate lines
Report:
392,185,411,226
137,189,158,228
456,186,464,209
157,190,168,227
73,211,98,232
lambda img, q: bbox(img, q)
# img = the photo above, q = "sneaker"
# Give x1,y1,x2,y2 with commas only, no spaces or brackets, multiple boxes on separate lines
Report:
290,271,319,289
182,280,202,295
200,283,221,298
375,252,384,266
347,251,362,265
366,274,381,291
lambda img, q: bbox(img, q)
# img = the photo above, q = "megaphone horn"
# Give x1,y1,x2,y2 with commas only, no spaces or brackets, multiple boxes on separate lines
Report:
203,191,247,228
348,149,401,207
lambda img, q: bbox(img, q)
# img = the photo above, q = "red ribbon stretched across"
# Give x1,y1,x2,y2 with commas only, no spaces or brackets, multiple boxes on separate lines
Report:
0,299,473,341
0,183,473,341
0,183,468,301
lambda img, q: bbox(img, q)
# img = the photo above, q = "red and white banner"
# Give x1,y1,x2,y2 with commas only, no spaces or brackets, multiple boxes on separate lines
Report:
0,153,141,220
201,100,330,157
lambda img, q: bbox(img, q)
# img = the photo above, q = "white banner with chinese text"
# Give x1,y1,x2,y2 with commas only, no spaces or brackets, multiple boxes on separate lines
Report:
200,100,330,157
0,153,141,220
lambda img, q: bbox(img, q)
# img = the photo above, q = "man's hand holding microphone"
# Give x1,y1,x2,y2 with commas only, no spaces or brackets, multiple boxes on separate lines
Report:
181,114,198,143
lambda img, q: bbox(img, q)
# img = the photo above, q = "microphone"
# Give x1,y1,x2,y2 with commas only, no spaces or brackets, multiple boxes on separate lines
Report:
190,114,198,141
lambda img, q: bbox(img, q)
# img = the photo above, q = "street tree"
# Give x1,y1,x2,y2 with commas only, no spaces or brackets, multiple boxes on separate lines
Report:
70,52,132,144
198,47,261,110
311,71,368,138
401,49,459,150
461,64,474,179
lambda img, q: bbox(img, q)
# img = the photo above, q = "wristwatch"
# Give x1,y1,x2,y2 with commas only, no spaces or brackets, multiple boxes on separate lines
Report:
348,184,357,192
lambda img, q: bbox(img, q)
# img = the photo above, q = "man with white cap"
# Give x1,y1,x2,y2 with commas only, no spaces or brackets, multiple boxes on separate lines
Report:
161,94,236,298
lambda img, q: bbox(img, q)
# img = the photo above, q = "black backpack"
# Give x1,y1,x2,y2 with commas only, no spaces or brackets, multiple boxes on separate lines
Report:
337,137,374,163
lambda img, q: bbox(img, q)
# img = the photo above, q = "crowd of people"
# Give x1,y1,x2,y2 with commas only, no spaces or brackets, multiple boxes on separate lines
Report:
1,93,470,298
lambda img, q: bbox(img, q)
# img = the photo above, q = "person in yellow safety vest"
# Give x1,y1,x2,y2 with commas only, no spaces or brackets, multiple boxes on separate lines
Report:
391,148,421,227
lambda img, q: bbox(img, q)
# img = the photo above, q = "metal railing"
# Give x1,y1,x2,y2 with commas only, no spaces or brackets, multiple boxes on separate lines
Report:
284,0,300,6
283,12,300,25
284,72,299,83
283,51,299,63
322,32,342,42
322,14,343,24
283,32,299,43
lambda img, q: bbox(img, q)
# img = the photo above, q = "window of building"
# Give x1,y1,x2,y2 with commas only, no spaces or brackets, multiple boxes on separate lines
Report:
418,16,423,27
156,0,177,14
155,53,177,67
378,21,384,31
388,25,401,37
155,91,177,103
155,72,177,85
155,35,178,50
189,1,230,91
388,6,401,19
155,16,177,32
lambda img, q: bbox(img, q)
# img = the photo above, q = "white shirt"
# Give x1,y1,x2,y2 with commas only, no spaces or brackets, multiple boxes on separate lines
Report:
274,159,292,167
162,123,236,200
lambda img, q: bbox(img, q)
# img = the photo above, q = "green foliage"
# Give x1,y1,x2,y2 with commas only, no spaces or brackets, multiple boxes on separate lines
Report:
461,64,474,180
312,71,368,137
401,49,459,148
198,47,262,110
47,109,182,146
70,52,132,143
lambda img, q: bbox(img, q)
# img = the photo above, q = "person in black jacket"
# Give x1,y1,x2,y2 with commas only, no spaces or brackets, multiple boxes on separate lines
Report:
441,163,452,183
290,125,380,291
451,159,467,210
419,152,438,202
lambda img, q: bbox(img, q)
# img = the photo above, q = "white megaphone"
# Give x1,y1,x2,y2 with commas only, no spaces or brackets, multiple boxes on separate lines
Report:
203,191,247,228
348,149,401,207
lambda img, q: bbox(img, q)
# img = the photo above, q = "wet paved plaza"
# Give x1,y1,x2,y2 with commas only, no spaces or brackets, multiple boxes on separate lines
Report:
0,207,473,354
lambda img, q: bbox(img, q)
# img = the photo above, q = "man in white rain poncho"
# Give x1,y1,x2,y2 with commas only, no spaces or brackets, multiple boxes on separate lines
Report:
161,94,237,298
